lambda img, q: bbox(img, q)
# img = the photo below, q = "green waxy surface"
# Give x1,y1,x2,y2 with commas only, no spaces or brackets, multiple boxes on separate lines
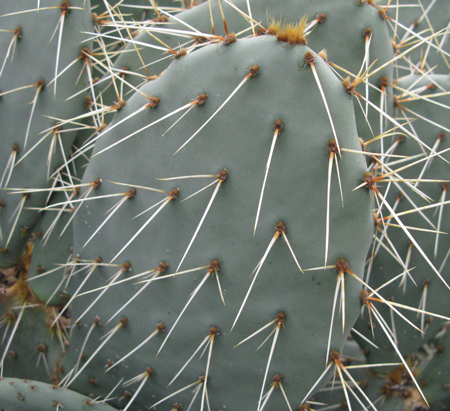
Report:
27,128,95,306
0,303,66,384
96,0,394,152
0,0,93,267
0,377,118,411
1,2,449,410
60,35,374,409
421,326,450,405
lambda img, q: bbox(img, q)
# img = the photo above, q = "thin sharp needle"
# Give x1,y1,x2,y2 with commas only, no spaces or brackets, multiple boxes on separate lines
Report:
163,104,195,136
201,337,214,411
217,0,229,36
259,386,275,411
281,232,304,273
75,268,125,324
348,271,423,334
299,362,333,406
208,0,215,35
256,326,277,352
187,383,203,411
0,303,26,377
0,148,18,189
279,383,293,411
59,188,93,238
350,328,379,349
71,320,98,378
42,192,126,210
0,83,35,97
5,195,27,249
254,129,279,235
310,63,340,153
231,232,280,331
257,325,280,411
340,273,345,331
373,186,450,290
334,155,344,205
51,263,99,326
15,129,58,167
234,319,277,348
370,304,429,407
245,0,255,36
355,91,448,163
107,271,160,323
214,269,225,306
81,195,129,250
342,364,377,410
93,102,192,157
157,270,211,355
175,73,254,154
95,103,150,141
371,297,450,322
66,321,125,388
364,33,372,117
47,55,81,87
106,328,160,372
111,195,174,263
150,379,202,409
326,153,333,265
403,105,450,135
181,180,217,203
176,179,223,273
418,282,429,333
53,12,65,97
83,265,208,295
414,134,442,188
326,273,342,366
122,372,150,411
167,336,210,387
336,365,352,411
0,32,19,79
368,28,447,79
435,185,447,258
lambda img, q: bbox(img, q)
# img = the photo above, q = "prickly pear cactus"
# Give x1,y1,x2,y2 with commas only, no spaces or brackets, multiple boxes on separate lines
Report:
0,0,94,266
60,33,373,409
1,1,450,410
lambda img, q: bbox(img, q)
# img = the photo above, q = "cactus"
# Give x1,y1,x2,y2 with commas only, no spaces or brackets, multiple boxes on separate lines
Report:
0,0,94,266
0,377,118,410
59,32,374,409
1,0,450,410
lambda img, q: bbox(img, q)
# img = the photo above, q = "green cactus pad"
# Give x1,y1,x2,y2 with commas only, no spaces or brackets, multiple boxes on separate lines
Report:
0,377,118,411
0,0,93,266
60,34,374,409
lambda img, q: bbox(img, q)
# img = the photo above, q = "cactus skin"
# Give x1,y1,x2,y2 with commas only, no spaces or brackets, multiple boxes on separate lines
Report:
0,303,67,384
27,127,95,307
0,0,94,267
59,34,374,409
421,326,450,405
0,377,118,411
1,1,450,410
354,73,450,359
26,191,75,307
350,73,450,410
98,0,394,153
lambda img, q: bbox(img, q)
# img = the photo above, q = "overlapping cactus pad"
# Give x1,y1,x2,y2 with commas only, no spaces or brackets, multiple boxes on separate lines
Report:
1,1,450,411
